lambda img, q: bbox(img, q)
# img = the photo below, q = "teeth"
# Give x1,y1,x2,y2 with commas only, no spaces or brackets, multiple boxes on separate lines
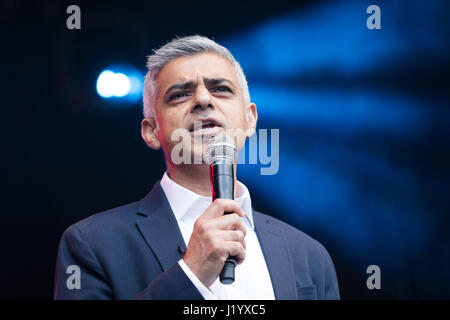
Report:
200,127,215,132
193,126,218,133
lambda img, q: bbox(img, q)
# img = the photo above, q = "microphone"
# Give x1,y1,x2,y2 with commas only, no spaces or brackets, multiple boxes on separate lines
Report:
204,135,238,285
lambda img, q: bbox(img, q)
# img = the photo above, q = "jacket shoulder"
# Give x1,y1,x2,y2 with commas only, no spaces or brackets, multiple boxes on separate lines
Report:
253,210,333,264
254,211,324,246
64,201,141,239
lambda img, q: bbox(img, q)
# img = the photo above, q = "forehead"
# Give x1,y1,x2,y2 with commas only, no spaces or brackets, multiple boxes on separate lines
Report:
156,52,237,89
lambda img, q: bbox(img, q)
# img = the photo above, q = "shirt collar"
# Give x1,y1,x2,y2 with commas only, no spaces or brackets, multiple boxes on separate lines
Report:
160,171,254,230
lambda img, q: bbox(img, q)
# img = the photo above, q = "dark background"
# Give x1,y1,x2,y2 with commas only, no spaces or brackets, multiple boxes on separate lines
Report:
2,0,449,299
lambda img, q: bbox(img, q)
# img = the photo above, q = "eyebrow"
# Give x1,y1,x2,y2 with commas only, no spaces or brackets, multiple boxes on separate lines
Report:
164,77,235,98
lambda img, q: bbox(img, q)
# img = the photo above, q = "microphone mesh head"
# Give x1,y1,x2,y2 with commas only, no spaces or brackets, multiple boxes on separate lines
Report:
204,135,237,165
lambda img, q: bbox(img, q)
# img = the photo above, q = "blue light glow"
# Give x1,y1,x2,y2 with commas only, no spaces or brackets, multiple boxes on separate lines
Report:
219,0,450,294
96,64,143,105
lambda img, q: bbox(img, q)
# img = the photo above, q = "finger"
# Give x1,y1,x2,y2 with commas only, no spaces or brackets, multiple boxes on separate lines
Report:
211,214,247,234
202,199,246,219
194,214,246,237
224,241,246,264
215,229,246,248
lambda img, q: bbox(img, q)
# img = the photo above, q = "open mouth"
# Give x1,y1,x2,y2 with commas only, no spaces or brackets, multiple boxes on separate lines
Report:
188,119,223,135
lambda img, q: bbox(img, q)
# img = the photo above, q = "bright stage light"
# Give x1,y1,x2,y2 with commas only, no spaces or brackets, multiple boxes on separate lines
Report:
96,70,114,98
96,64,143,104
96,70,131,98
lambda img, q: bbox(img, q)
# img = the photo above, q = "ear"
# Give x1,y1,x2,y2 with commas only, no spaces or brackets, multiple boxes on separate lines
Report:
141,117,161,150
245,102,258,137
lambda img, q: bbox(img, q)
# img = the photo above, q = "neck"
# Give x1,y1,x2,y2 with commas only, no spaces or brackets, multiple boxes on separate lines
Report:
166,162,238,198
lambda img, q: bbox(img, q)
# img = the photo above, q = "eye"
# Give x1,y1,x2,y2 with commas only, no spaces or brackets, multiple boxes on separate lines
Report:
168,92,189,101
212,86,232,93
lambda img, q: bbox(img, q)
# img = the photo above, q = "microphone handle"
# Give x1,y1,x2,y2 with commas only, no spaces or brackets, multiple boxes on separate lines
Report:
210,163,237,285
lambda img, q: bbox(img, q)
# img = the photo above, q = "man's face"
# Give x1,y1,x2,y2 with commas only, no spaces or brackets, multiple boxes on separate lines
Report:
143,52,257,164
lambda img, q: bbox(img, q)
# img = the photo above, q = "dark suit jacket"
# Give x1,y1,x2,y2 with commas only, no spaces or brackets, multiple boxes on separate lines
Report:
54,181,340,299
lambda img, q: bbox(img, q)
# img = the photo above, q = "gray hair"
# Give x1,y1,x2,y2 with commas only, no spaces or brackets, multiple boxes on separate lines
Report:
143,35,251,120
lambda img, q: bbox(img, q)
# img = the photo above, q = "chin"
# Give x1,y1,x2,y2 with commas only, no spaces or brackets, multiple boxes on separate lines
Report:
184,142,204,164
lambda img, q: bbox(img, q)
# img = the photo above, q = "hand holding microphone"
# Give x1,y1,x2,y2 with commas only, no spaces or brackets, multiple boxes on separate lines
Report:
182,135,245,287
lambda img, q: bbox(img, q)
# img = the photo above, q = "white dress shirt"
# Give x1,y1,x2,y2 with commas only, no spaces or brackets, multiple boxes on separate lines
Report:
159,172,275,300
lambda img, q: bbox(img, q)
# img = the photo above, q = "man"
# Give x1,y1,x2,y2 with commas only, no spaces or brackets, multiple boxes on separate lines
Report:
54,35,340,299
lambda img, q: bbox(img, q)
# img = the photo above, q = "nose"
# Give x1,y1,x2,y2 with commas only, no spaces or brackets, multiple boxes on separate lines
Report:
191,84,213,115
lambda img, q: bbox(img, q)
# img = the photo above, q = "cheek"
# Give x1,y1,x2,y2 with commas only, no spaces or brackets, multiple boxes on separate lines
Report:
226,123,249,152
228,111,249,132
156,118,176,149
157,115,193,157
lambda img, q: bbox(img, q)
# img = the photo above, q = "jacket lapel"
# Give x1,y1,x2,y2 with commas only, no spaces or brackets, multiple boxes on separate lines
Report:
136,181,187,271
253,210,298,299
